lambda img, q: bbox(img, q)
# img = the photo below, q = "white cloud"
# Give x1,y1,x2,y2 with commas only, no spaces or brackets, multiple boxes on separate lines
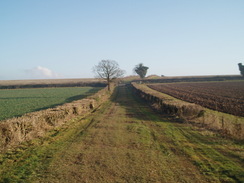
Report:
26,66,62,79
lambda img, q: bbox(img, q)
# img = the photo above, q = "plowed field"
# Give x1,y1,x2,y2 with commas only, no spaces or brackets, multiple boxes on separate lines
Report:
148,81,244,117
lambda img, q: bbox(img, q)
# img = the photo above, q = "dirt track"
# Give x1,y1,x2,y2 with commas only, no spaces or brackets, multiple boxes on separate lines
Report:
0,85,243,182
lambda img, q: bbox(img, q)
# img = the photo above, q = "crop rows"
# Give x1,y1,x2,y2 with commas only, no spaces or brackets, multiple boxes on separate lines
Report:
147,81,244,117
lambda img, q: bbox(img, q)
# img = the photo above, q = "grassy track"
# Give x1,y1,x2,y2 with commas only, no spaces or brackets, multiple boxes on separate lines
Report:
0,87,102,120
0,85,243,182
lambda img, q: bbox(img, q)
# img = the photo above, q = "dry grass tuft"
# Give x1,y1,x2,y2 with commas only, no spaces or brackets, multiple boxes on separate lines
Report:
0,85,114,151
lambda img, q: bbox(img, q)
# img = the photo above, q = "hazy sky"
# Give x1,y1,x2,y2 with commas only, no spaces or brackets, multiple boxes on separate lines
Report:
1,0,244,80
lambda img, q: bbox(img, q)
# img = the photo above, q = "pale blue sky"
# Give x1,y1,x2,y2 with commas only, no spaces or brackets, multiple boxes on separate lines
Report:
1,0,244,80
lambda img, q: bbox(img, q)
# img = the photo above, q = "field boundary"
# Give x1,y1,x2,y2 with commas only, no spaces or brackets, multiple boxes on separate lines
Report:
0,85,114,151
131,83,244,140
0,81,106,89
133,75,244,84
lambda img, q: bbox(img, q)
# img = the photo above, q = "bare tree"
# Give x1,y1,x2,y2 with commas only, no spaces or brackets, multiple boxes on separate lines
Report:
93,60,125,91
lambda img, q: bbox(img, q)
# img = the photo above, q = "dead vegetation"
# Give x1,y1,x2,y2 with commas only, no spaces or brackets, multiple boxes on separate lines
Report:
0,85,113,151
148,81,244,117
132,83,244,140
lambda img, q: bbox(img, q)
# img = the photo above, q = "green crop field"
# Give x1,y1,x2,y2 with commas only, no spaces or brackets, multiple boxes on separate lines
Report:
0,87,103,121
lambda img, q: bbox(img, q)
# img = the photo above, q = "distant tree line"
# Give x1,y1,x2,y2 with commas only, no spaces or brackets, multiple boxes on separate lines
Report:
0,82,106,89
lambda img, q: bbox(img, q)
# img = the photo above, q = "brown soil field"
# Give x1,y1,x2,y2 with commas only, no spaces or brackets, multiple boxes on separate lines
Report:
148,81,244,117
0,85,243,182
